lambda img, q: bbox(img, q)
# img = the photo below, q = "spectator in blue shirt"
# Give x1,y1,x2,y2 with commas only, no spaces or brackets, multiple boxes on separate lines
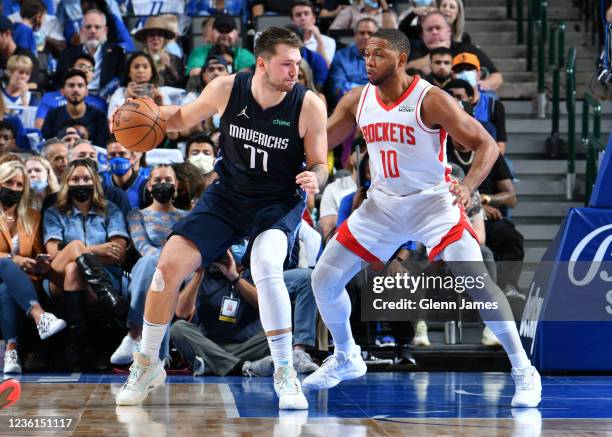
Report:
12,0,45,56
35,54,107,129
44,158,129,370
186,0,246,17
328,17,377,102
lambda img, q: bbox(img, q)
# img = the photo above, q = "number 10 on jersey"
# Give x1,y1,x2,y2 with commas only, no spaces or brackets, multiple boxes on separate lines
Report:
380,149,400,178
244,144,269,172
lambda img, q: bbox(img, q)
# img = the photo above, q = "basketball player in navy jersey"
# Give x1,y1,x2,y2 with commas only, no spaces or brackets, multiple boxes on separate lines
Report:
302,29,541,408
115,27,328,410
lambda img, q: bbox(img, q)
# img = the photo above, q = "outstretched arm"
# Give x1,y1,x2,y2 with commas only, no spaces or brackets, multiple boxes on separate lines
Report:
327,86,362,149
297,91,329,194
159,75,236,133
421,88,499,207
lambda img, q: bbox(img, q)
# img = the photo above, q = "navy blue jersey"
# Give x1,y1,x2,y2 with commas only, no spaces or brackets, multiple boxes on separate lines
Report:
216,72,307,197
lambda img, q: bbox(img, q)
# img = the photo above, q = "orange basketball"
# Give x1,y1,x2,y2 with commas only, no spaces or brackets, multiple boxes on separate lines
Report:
112,98,167,152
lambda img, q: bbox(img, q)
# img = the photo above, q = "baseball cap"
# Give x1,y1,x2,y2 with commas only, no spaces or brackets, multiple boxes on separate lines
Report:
0,16,13,32
452,52,480,71
213,14,236,32
204,55,229,68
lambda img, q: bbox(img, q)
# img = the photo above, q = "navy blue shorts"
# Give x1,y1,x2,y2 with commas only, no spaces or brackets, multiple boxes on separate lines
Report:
172,182,306,268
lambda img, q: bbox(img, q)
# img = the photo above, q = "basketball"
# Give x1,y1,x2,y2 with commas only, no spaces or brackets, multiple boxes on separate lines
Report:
112,98,167,152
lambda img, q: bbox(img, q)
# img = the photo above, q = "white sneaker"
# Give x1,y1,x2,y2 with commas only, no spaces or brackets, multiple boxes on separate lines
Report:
293,350,319,374
115,352,166,406
482,326,502,347
412,321,430,346
36,312,66,340
302,346,367,390
111,335,141,365
3,349,21,373
511,366,542,407
273,366,308,410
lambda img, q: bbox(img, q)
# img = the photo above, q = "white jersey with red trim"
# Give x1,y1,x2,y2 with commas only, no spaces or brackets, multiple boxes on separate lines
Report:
356,76,451,196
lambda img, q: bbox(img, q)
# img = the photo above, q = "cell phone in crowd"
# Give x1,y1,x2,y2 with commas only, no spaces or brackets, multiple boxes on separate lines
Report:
35,254,50,262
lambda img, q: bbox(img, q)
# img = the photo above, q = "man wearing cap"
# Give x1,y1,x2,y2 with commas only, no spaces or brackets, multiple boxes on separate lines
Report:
135,16,184,88
0,15,39,83
186,14,254,77
55,9,127,96
407,11,502,91
452,52,507,154
290,0,336,66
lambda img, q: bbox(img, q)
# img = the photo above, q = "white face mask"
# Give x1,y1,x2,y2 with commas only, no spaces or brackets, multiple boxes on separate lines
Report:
189,153,215,175
455,70,478,87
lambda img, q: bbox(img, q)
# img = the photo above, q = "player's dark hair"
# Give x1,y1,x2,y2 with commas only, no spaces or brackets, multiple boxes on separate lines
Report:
430,47,452,58
255,26,304,59
62,69,88,87
371,29,411,57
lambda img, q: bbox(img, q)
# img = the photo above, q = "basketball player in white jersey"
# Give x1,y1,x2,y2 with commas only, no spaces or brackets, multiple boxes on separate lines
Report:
302,29,541,408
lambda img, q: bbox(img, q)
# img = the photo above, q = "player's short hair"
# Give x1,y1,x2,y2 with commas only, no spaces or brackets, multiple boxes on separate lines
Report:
255,26,304,59
371,29,410,57
429,47,453,58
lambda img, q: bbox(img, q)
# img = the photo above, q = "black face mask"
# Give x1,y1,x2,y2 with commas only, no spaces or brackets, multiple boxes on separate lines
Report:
0,187,22,207
150,183,175,204
69,185,94,203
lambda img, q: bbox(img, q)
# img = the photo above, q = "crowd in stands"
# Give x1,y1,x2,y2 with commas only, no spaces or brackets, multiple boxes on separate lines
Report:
0,0,525,375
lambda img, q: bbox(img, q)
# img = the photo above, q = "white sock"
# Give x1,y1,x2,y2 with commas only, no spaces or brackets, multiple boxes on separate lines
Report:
268,332,293,370
486,321,531,369
140,319,166,364
335,338,357,355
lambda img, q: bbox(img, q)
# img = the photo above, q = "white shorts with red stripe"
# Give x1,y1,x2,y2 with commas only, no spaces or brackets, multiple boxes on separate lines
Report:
336,183,478,269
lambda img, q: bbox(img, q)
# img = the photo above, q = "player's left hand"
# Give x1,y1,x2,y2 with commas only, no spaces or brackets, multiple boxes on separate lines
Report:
296,171,320,195
450,183,472,209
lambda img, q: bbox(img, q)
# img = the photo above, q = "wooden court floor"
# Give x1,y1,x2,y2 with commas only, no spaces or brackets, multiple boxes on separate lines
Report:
1,372,612,436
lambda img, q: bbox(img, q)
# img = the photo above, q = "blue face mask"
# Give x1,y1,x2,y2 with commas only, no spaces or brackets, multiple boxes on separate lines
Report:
455,70,478,88
31,180,48,193
230,240,248,265
212,113,221,129
109,157,132,176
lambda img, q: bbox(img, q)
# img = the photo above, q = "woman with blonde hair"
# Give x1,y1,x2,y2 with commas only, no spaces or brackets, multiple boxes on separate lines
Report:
0,160,66,373
44,159,129,370
437,0,470,43
25,155,59,210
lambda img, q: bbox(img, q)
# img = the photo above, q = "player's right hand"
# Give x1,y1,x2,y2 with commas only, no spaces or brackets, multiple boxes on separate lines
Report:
449,183,472,210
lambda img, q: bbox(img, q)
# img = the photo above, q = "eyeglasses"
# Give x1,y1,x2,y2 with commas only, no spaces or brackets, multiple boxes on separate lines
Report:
74,63,94,72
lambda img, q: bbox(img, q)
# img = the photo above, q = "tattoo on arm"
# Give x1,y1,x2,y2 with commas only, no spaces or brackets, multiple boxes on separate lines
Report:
309,163,329,189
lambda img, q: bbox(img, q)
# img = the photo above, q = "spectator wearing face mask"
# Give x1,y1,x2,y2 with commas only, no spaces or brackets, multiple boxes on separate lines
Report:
100,138,148,209
185,133,218,191
25,155,59,210
111,165,193,366
451,53,507,154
